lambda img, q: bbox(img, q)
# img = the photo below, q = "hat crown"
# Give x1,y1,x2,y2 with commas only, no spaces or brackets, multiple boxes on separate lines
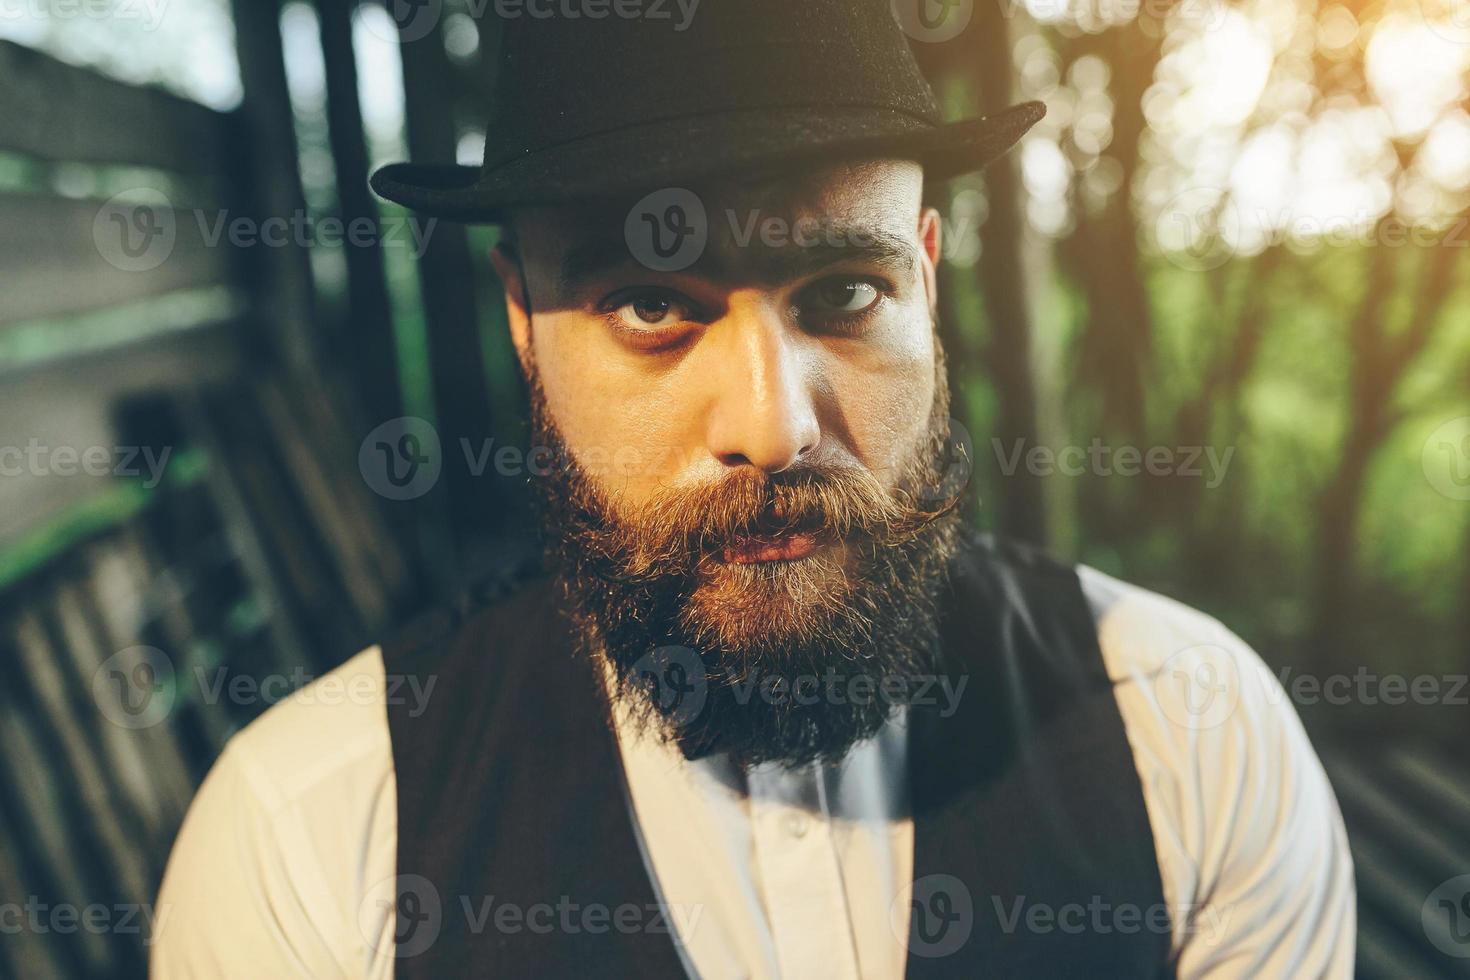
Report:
483,0,942,170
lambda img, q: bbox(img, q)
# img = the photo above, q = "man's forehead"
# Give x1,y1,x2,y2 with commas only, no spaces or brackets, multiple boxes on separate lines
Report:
516,158,926,288
535,159,920,230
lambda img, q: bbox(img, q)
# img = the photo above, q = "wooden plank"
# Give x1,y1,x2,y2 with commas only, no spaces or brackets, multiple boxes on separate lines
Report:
1355,912,1437,980
0,804,69,978
0,194,238,326
113,522,237,759
398,13,500,590
83,536,204,820
10,609,155,907
175,390,313,672
227,0,320,372
258,378,391,627
0,704,112,976
0,40,234,175
289,376,416,613
317,0,402,427
1329,755,1467,879
50,576,171,828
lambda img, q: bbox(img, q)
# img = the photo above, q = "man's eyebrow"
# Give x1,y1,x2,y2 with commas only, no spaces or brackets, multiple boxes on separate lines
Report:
555,226,920,293
558,238,638,294
744,229,919,284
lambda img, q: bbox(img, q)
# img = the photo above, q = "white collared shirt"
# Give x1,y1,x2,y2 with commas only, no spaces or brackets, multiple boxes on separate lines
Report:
152,566,1355,978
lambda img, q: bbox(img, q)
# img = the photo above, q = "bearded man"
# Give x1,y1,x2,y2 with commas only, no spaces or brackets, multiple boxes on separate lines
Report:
154,1,1354,976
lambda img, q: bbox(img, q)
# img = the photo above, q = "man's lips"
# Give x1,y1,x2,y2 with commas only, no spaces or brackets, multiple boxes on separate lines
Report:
722,532,821,564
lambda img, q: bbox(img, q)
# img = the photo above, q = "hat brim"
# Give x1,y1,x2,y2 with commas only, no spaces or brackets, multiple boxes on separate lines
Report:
370,101,1045,223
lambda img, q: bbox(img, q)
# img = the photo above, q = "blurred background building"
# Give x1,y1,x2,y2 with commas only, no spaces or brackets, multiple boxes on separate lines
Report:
0,0,1467,975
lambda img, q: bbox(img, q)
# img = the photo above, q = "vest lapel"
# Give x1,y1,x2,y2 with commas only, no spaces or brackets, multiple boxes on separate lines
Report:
905,535,1173,978
384,581,689,978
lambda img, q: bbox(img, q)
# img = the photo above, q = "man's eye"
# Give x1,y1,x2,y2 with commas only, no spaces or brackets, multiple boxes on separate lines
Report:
607,290,694,331
807,278,882,316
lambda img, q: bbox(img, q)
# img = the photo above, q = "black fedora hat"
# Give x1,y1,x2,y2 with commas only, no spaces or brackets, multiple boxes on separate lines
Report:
370,0,1045,222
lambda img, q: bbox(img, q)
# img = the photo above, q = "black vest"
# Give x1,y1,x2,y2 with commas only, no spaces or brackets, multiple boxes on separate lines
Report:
381,531,1174,977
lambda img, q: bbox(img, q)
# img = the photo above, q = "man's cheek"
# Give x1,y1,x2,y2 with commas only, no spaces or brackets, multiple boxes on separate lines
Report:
563,417,690,496
533,333,632,475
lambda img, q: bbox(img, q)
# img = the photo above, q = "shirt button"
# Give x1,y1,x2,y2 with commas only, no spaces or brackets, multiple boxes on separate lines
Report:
784,813,810,838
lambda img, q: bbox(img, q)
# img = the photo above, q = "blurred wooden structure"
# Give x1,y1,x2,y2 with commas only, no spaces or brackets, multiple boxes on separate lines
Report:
0,6,430,973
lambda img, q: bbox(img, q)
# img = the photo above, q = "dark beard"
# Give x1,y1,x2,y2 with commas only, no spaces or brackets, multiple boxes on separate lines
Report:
527,356,963,769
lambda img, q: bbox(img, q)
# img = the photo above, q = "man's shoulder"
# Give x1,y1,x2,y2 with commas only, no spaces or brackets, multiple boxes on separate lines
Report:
1071,565,1356,975
1074,562,1304,744
1075,564,1246,684
952,532,1250,684
221,645,397,812
155,647,401,974
224,568,555,801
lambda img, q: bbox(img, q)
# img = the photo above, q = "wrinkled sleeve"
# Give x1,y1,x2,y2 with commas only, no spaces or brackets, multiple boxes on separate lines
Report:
1094,573,1356,979
151,742,337,978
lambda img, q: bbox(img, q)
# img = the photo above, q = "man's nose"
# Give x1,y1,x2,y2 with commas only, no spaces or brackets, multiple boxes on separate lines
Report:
702,306,821,474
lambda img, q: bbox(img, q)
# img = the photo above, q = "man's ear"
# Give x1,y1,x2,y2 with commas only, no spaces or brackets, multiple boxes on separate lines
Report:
918,206,942,312
489,243,532,376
